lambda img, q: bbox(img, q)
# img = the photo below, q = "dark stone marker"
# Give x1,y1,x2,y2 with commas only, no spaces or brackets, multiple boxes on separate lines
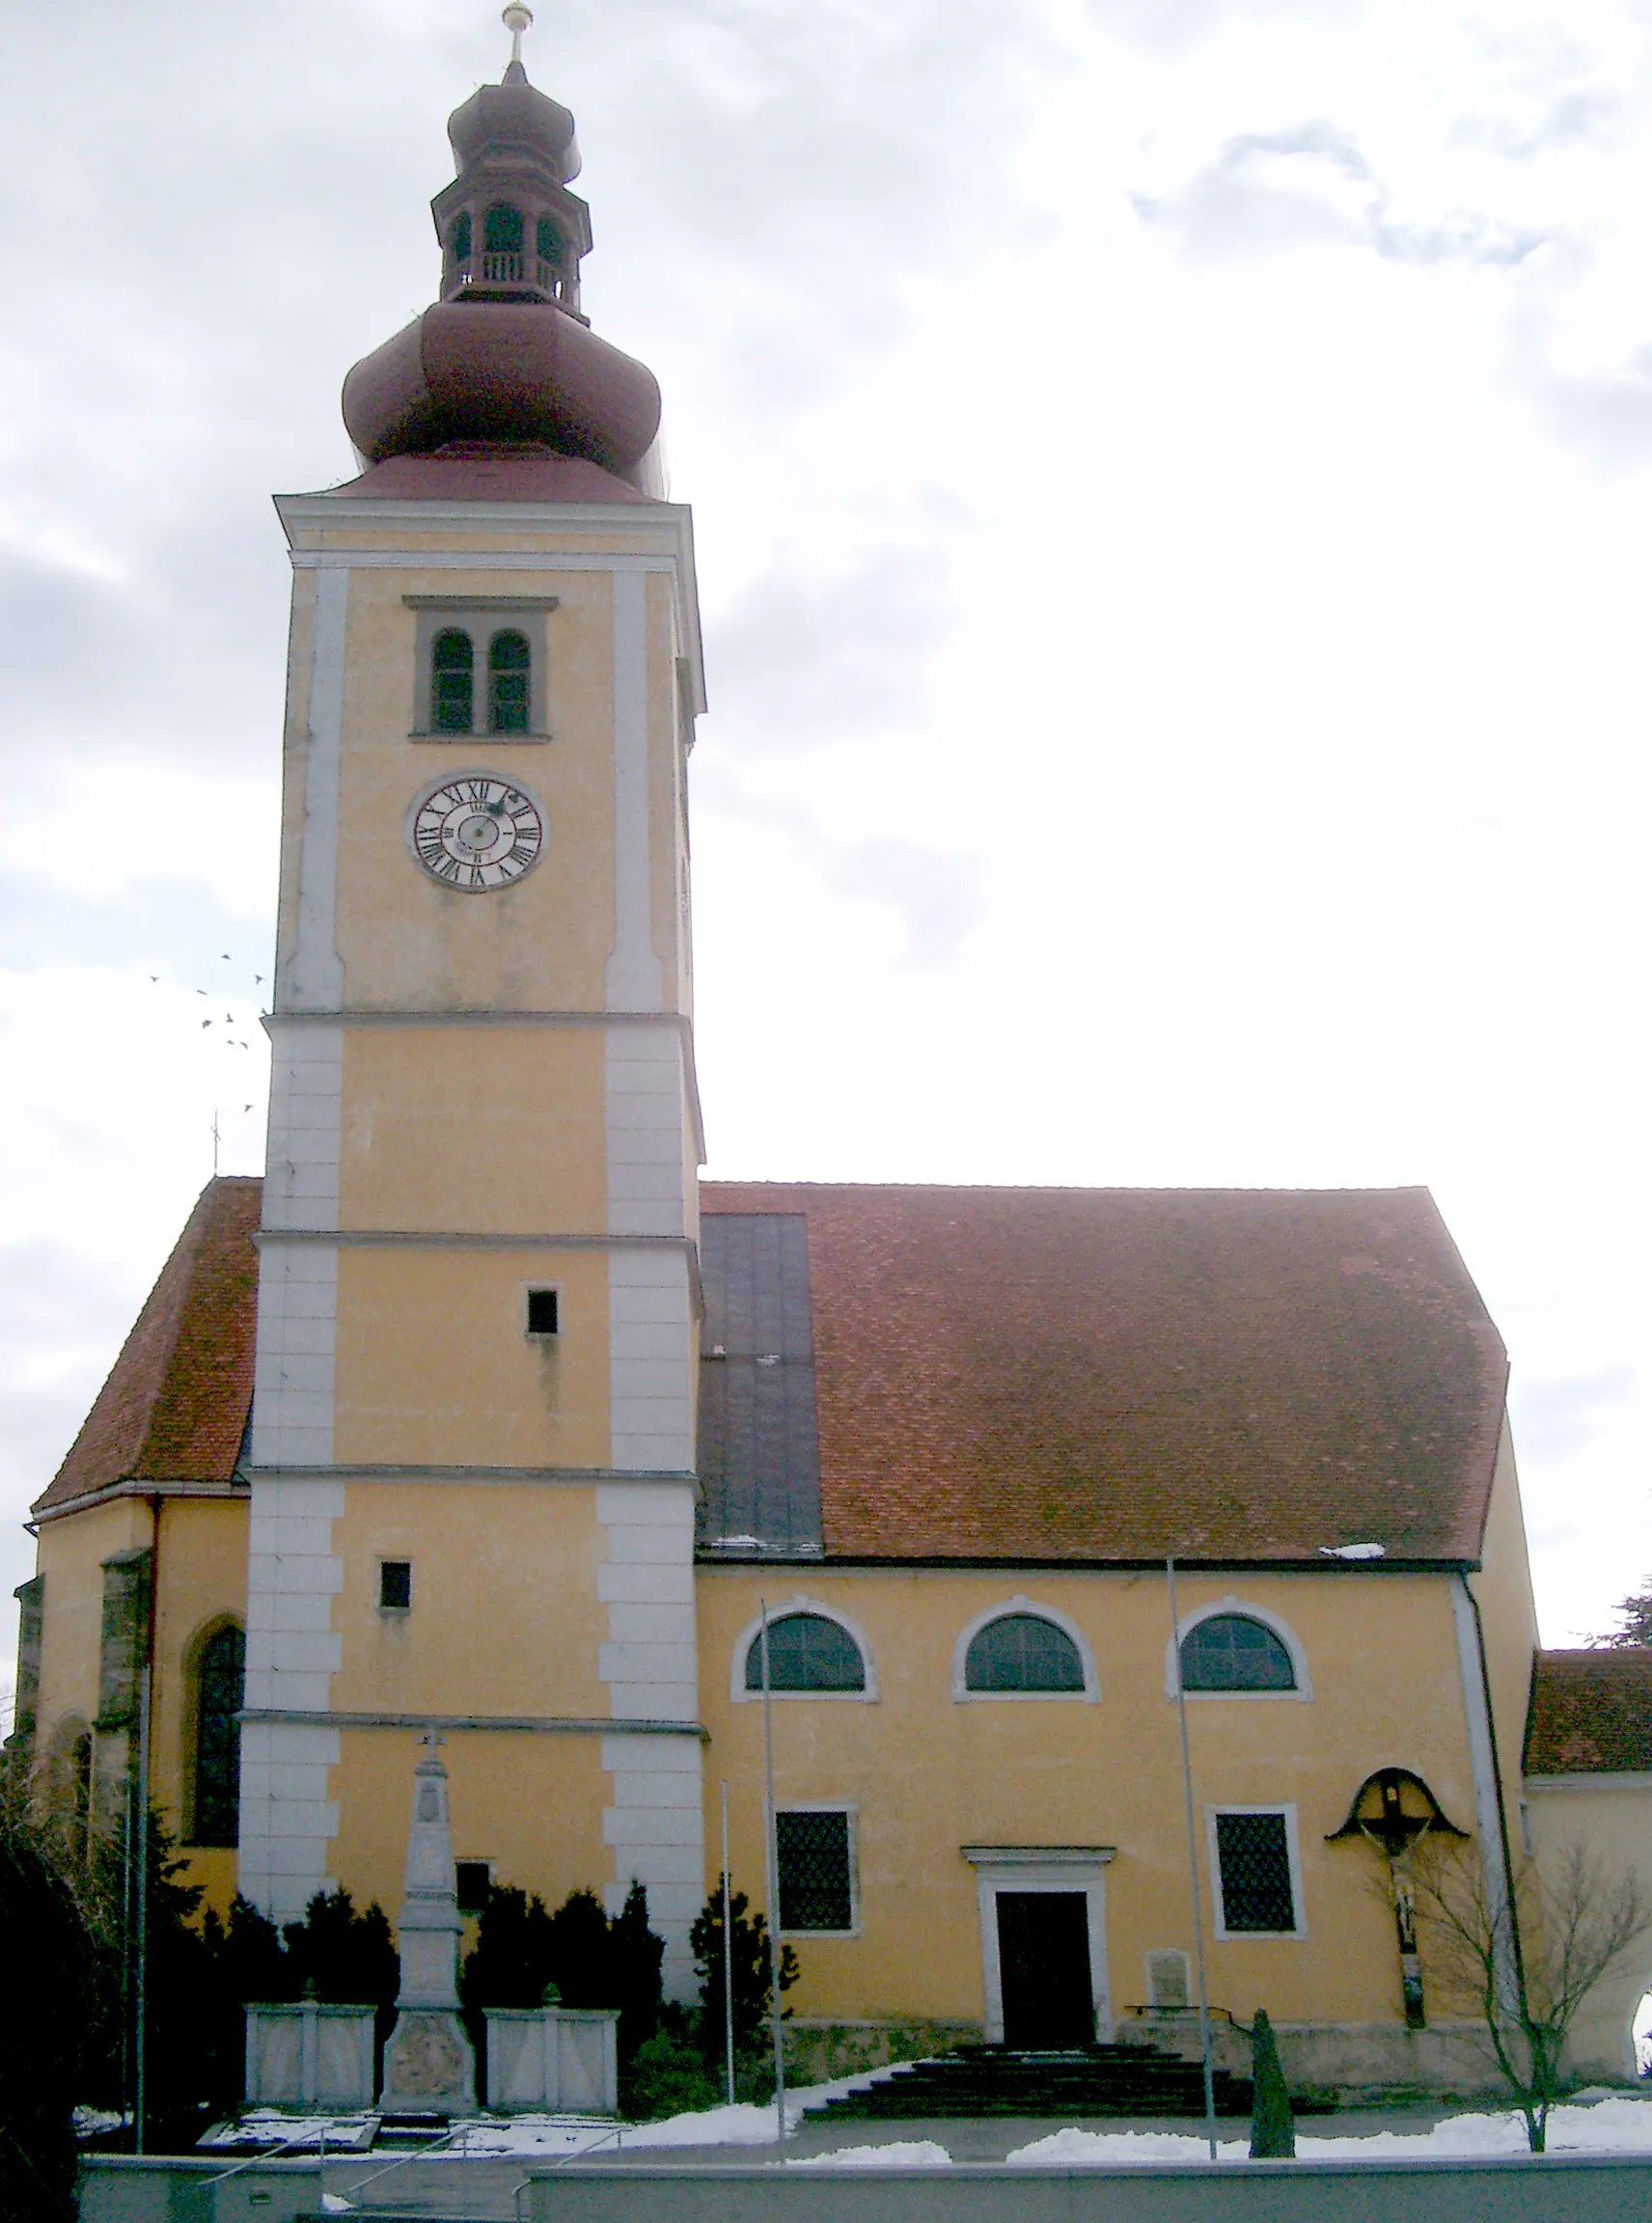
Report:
1249,2008,1295,2159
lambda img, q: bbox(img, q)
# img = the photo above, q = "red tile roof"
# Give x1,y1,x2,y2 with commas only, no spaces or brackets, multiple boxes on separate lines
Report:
1524,1650,1652,1774
33,1177,261,1517
701,1183,1508,1565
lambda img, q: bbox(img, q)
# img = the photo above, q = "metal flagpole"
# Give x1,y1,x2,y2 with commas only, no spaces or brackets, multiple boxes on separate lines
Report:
134,1662,152,2155
721,1780,736,2106
1167,1555,1219,2162
758,1601,786,2144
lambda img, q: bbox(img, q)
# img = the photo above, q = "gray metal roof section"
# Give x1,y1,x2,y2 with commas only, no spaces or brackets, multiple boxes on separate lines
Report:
697,1214,823,1558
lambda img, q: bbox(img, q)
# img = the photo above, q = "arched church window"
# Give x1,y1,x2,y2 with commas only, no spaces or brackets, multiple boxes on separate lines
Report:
431,629,474,732
744,1611,867,1693
192,1622,245,1847
964,1611,1086,1693
488,629,532,733
452,210,473,264
1179,1612,1297,1692
537,216,563,262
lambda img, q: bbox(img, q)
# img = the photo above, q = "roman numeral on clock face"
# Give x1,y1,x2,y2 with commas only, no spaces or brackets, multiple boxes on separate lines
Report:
411,776,545,891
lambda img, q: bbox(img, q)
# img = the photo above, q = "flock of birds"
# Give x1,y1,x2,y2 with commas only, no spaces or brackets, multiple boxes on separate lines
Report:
147,949,269,1121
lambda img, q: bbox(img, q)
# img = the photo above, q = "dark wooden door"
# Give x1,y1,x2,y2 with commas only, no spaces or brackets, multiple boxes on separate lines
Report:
995,1891,1094,2048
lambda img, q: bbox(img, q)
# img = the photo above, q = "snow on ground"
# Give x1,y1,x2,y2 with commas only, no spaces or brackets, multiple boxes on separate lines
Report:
1005,2096,1652,2167
787,2141,953,2169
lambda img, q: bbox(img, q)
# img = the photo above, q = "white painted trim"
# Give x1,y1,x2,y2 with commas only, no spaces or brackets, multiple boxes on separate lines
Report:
1525,1771,1652,1794
604,572,663,1012
1205,1803,1308,1941
291,550,676,572
730,1597,878,1704
775,1804,861,1938
1450,1575,1517,2007
1164,1595,1313,1701
961,1847,1115,2045
286,568,347,1010
951,1597,1099,1703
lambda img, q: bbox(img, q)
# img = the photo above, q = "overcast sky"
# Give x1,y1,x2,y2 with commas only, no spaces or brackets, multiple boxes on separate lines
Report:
3,0,1651,1686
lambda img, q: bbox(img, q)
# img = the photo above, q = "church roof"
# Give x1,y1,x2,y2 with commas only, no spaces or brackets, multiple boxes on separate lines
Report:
699,1182,1508,1567
36,1176,1508,1569
1524,1649,1652,1774
32,1177,260,1518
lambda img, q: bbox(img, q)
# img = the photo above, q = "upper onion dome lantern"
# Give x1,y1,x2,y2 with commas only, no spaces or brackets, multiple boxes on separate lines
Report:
341,6,663,491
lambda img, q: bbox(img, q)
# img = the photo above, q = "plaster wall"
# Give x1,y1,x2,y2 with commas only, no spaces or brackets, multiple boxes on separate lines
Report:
1526,1778,1652,2084
148,1496,249,1904
29,1496,152,1749
697,1567,1481,2037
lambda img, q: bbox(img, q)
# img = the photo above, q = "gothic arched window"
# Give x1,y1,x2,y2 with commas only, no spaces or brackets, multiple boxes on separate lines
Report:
431,629,474,732
744,1611,867,1693
964,1612,1086,1693
192,1622,245,1847
488,629,532,733
1179,1612,1297,1693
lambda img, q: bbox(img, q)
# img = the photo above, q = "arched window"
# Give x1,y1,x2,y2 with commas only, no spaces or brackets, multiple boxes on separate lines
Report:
431,629,474,732
744,1611,866,1693
488,629,532,733
452,210,473,263
192,1622,245,1847
537,216,563,262
964,1612,1086,1693
1180,1613,1297,1693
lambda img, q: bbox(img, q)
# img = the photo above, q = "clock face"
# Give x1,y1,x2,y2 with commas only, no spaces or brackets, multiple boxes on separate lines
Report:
408,774,545,892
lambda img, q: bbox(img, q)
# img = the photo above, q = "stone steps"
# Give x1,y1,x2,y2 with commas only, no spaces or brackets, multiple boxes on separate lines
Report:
812,2044,1255,2121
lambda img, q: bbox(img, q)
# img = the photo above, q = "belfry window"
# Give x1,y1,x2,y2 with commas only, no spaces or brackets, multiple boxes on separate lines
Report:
483,202,524,279
431,629,474,732
1180,1613,1297,1692
964,1612,1086,1693
744,1611,866,1693
452,209,473,264
192,1622,245,1848
488,630,532,733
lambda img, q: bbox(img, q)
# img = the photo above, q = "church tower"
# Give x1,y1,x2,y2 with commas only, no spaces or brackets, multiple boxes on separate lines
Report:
242,10,707,1994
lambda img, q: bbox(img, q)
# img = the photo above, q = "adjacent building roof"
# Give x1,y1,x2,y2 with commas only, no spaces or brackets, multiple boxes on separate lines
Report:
1524,1650,1652,1774
32,1177,261,1518
700,1182,1508,1566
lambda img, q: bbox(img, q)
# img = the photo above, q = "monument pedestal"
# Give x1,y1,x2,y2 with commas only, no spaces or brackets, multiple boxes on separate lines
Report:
379,2008,477,2115
376,1734,477,2114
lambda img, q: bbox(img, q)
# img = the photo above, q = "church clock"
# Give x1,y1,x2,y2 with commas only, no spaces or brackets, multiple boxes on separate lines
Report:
407,772,545,891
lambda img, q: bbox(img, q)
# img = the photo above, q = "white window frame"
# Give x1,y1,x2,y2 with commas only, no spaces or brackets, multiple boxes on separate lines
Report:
951,1597,1099,1703
730,1596,879,1704
406,593,558,740
774,1802,860,1938
962,1845,1116,2044
1166,1595,1313,1702
1206,1803,1308,1941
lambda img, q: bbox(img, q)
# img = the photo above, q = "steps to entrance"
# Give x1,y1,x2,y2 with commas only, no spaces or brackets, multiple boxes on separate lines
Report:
811,2043,1254,2120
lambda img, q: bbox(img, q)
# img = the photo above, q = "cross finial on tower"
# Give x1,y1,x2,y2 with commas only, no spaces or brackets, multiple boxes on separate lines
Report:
503,4,534,71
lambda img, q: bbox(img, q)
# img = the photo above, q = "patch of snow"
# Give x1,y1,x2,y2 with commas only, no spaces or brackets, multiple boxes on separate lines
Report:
1008,2100,1652,2168
786,2141,952,2169
197,2112,377,2153
319,2199,354,2215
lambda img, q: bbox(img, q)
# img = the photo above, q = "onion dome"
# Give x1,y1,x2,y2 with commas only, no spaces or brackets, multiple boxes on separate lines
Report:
340,7,662,492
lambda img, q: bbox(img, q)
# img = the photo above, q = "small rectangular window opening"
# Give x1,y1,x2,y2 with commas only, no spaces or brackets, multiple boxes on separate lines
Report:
379,1559,413,1612
455,1860,492,1914
525,1287,560,1336
1213,1809,1298,1935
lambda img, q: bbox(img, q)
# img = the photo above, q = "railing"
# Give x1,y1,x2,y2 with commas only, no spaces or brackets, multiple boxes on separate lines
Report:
451,254,568,303
482,250,523,282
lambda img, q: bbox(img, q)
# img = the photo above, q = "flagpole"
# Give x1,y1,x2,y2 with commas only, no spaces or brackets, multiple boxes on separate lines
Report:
721,1780,736,2106
759,1601,786,2144
1168,1554,1219,2161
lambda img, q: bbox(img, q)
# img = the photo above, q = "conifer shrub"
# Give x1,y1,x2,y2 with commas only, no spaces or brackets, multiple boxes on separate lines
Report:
458,1879,666,2061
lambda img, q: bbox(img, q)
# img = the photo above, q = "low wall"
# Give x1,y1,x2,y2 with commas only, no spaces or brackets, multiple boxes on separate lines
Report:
78,2154,323,2223
529,2155,1652,2223
784,2018,984,2086
1116,2012,1509,2101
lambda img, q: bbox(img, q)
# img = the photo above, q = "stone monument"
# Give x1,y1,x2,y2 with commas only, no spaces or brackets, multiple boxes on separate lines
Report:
377,1731,477,2113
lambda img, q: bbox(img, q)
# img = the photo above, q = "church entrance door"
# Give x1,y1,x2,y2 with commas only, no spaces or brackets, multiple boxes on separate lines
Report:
995,1890,1095,2048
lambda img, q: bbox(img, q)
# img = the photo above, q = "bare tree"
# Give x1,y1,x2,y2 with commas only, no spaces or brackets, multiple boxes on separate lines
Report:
1411,1837,1651,2153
